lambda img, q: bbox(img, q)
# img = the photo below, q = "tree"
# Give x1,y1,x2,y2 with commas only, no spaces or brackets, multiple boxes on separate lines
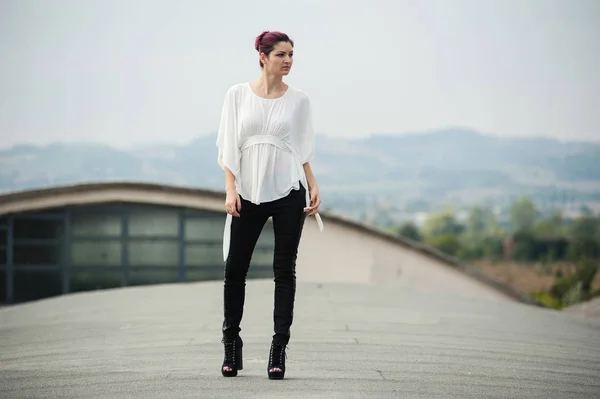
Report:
397,222,421,242
421,209,464,256
466,206,488,236
427,234,462,256
568,215,600,260
533,209,564,239
569,215,598,239
458,206,504,261
510,197,538,232
550,259,598,305
422,208,463,237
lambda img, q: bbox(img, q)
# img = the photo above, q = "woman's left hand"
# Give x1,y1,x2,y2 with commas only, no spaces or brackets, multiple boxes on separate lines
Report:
305,183,321,216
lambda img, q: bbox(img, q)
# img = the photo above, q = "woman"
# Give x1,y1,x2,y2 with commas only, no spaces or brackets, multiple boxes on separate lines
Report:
216,30,324,380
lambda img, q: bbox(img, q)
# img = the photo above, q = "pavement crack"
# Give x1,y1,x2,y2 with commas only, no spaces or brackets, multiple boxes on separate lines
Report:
376,370,386,380
353,337,359,344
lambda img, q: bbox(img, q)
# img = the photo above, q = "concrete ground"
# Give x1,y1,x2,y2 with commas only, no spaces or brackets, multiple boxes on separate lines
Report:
1,280,599,399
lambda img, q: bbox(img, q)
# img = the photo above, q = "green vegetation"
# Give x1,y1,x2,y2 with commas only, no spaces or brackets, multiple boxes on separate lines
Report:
393,197,600,309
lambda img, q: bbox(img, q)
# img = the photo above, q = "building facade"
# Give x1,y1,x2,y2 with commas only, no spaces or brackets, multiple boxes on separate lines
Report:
0,202,274,304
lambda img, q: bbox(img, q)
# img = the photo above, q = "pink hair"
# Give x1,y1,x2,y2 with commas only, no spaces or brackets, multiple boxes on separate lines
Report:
254,31,294,68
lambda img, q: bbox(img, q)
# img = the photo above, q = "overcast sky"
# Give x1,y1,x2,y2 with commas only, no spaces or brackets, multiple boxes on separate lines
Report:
1,0,599,148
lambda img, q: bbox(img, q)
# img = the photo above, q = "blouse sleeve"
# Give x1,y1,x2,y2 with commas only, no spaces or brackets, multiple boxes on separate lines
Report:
298,95,315,164
216,87,240,178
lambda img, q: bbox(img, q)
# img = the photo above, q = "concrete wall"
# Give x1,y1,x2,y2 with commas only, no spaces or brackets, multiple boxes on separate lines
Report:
0,182,527,304
298,218,516,302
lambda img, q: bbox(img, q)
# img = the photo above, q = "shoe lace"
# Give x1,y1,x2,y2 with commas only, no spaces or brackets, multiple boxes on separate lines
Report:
222,338,236,363
270,342,288,367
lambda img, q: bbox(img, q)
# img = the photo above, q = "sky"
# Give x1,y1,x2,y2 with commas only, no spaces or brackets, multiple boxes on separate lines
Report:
1,0,599,149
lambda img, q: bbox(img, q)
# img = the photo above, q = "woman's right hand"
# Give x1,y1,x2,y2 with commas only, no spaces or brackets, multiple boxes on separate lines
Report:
225,189,241,217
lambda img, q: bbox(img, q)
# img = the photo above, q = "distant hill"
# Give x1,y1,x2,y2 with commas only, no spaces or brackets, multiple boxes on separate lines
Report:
1,128,599,218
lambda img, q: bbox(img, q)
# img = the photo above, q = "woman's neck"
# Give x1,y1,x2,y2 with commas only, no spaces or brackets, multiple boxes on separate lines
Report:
258,73,285,95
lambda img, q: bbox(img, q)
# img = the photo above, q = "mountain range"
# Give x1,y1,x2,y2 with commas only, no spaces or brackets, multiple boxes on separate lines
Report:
1,128,599,218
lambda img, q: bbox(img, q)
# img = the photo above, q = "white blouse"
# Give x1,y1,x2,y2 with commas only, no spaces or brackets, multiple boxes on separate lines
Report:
216,82,324,260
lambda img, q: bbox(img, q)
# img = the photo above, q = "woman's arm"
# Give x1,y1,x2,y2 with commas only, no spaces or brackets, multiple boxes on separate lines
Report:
217,86,241,217
217,86,241,184
225,167,236,193
303,162,320,216
303,162,317,188
224,167,241,217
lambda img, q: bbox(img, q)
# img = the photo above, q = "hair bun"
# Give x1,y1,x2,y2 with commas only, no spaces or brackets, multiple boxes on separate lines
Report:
255,30,270,52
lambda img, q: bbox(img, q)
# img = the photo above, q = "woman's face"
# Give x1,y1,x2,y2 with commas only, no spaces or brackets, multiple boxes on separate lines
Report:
262,41,294,76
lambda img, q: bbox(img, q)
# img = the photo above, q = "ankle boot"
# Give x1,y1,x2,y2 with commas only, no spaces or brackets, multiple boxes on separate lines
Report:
221,336,243,377
267,340,287,380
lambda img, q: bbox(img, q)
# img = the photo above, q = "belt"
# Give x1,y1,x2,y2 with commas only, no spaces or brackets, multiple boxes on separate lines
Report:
222,135,324,261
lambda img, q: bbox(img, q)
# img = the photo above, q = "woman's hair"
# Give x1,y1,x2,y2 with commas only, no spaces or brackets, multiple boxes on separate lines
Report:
255,30,294,68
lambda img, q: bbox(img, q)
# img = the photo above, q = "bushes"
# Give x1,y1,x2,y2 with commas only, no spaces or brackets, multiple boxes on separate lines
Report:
426,234,462,256
511,230,570,262
568,237,600,260
530,291,562,309
457,235,504,261
396,198,600,308
412,200,600,265
396,222,421,242
549,259,598,308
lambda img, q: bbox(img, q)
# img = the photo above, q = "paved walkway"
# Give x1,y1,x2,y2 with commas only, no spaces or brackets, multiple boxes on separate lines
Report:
1,280,599,398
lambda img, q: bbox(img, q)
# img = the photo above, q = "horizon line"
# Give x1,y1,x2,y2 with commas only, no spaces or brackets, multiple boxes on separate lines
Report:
1,127,599,151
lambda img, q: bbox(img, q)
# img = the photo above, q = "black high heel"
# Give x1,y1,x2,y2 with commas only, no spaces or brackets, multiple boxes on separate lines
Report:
221,336,243,377
267,340,287,380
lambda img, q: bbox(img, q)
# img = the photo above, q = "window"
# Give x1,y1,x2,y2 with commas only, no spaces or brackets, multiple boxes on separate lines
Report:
13,244,63,266
250,247,273,267
13,218,64,241
128,240,178,266
185,243,221,267
0,228,7,246
71,241,122,267
185,216,224,242
71,212,122,237
128,206,178,237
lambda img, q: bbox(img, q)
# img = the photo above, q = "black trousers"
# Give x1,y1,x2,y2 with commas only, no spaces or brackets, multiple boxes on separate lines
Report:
222,183,307,344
